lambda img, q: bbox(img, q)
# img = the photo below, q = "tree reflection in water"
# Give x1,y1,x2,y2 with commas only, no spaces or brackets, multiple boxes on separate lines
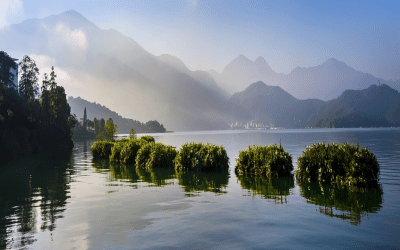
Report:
0,155,74,249
298,181,383,225
236,175,295,204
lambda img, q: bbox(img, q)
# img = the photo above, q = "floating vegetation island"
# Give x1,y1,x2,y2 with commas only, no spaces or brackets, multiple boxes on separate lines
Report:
295,142,380,188
174,142,229,172
235,144,293,178
91,138,229,173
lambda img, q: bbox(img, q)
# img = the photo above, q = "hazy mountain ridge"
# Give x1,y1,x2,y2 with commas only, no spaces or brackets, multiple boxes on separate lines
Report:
229,81,400,128
0,10,229,131
3,10,399,131
212,55,399,101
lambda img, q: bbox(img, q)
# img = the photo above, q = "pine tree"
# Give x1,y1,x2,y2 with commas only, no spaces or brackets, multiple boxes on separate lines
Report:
18,55,39,104
83,107,87,131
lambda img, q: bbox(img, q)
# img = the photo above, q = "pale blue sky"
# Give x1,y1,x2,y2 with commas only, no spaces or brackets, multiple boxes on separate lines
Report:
1,0,399,80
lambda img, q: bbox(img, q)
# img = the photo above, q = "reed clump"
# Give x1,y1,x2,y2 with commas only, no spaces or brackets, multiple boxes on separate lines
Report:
174,142,229,172
119,139,148,164
235,144,293,178
135,142,177,170
139,135,156,143
295,142,380,188
109,140,126,163
91,141,115,159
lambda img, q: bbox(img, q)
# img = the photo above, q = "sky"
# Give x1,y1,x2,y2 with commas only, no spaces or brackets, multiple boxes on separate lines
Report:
1,0,399,81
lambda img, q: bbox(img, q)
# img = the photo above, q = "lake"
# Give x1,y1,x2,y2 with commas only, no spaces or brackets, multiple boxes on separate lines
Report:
1,128,399,249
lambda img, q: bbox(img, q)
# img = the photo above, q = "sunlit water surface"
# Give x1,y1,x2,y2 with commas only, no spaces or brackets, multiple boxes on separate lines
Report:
1,128,399,249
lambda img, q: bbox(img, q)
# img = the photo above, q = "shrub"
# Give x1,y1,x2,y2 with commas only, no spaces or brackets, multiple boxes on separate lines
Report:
140,135,155,143
235,144,293,178
295,142,380,188
174,142,229,172
136,142,177,170
91,141,115,159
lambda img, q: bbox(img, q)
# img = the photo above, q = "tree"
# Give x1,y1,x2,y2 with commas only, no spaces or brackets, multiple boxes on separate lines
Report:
104,119,118,141
82,107,87,131
0,51,17,89
87,119,94,129
49,66,57,90
99,118,105,134
0,51,17,122
93,117,99,135
145,120,166,132
18,55,39,104
129,128,136,139
40,73,51,125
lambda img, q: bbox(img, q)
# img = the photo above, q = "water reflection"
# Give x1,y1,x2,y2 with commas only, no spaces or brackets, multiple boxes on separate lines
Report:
176,171,229,195
236,175,295,204
91,159,230,194
298,181,383,225
136,168,176,187
92,159,139,183
0,156,73,249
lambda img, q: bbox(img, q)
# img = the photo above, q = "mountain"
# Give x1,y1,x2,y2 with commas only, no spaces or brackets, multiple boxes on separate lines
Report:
68,96,166,133
209,55,283,95
229,81,400,128
0,10,229,131
212,55,399,101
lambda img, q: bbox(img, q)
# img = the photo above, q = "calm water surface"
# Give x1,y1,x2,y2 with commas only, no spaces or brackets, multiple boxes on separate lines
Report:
1,128,400,249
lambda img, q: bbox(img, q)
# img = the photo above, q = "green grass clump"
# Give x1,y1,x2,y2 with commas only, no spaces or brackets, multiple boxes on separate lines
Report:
119,139,147,164
91,141,115,159
174,142,229,172
235,144,293,178
139,135,155,143
295,142,380,188
135,142,177,170
109,141,126,163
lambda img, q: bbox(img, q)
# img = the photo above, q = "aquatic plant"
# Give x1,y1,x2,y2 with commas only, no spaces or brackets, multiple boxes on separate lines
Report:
119,139,146,164
109,140,126,163
139,135,155,143
235,144,293,178
295,142,380,188
91,141,115,159
174,142,229,172
136,142,177,170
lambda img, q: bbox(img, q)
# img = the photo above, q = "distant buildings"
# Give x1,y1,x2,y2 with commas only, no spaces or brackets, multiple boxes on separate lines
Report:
230,121,273,130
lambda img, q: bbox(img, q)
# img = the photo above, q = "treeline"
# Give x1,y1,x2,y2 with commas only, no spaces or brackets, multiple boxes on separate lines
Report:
68,96,167,134
73,107,119,140
0,51,76,163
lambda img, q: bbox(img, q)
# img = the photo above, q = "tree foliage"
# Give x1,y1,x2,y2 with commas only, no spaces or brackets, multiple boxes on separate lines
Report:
0,51,17,89
103,119,118,141
18,55,39,104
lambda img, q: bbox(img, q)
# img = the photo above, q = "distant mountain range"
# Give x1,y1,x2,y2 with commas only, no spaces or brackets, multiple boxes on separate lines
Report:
2,10,399,131
228,81,400,128
1,10,228,131
210,55,400,101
